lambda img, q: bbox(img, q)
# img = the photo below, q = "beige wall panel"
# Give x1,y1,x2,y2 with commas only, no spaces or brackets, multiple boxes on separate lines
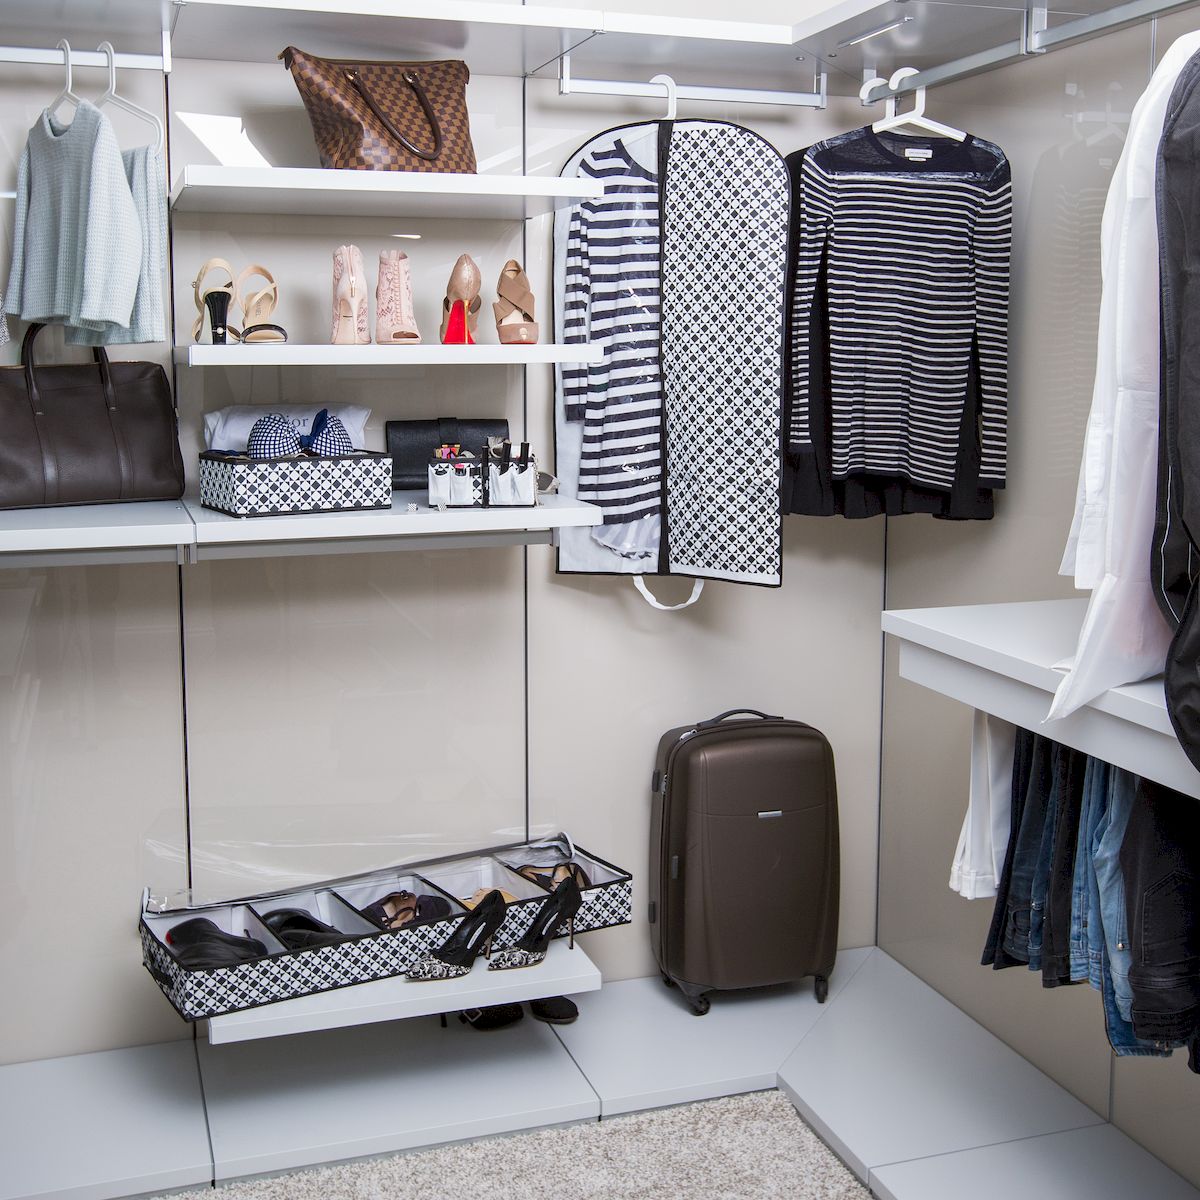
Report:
0,566,188,1064
0,64,187,1061
523,79,885,981
878,25,1153,1120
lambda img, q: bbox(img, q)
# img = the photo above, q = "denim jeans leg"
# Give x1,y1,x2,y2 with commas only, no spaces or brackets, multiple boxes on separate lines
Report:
984,727,1037,967
1100,941,1173,1057
998,734,1055,966
1085,771,1111,991
1095,767,1139,1022
1026,743,1062,974
1071,758,1109,982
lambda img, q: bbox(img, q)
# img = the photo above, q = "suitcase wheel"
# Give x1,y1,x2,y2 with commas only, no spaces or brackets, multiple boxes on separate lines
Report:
661,972,676,989
814,976,829,1004
689,994,711,1016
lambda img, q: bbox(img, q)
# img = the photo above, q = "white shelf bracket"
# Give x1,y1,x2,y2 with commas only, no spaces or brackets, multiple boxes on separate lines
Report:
557,51,826,111
1024,2,1050,54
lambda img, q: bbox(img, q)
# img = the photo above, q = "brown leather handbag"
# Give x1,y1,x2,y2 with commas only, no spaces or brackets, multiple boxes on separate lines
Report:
0,324,185,509
281,47,476,173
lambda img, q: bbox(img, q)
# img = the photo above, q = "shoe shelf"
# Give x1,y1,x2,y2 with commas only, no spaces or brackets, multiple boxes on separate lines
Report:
882,599,1200,800
170,165,607,220
0,495,600,568
175,343,603,367
206,938,600,1044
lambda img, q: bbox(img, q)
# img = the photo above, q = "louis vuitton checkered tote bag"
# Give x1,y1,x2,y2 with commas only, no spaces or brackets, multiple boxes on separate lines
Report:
281,47,476,173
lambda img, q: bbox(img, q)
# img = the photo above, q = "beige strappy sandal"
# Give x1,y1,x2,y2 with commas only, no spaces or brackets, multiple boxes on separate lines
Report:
493,259,539,345
191,258,240,344
236,264,288,344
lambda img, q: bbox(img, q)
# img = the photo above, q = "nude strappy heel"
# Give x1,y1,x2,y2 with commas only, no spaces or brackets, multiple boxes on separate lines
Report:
236,265,287,344
440,253,481,345
191,258,240,344
493,259,539,345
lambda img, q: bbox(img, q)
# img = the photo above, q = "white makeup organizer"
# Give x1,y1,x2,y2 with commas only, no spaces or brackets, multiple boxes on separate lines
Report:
2,3,1199,1199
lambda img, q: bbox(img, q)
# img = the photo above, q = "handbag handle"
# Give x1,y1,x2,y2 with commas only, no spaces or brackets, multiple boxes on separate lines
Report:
698,709,781,727
21,322,134,501
344,67,443,162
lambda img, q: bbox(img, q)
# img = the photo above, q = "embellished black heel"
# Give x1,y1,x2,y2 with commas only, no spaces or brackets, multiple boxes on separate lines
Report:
489,877,582,971
203,290,235,345
405,889,506,982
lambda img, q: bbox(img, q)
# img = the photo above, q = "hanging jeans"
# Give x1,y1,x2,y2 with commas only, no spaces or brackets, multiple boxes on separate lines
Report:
1069,757,1110,986
1039,743,1089,986
1120,775,1200,1048
985,730,1051,967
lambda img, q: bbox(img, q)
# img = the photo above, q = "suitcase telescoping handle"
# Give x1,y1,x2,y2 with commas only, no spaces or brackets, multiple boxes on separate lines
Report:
699,708,781,727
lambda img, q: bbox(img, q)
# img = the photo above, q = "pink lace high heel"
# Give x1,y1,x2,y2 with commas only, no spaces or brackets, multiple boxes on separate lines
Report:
332,245,370,345
376,250,421,344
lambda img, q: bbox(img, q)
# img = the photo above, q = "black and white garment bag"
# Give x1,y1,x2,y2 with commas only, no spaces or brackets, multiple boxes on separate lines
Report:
554,119,788,604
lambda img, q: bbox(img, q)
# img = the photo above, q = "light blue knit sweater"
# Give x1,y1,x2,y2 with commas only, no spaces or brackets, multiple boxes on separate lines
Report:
4,100,142,334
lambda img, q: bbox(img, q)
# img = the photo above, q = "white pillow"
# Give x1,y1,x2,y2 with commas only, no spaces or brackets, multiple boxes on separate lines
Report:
204,404,371,452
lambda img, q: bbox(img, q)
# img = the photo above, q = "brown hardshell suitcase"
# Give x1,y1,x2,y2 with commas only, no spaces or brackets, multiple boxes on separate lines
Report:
649,709,839,1014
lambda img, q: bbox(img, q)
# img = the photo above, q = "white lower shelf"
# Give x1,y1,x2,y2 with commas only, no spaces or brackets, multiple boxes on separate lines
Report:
882,599,1200,798
0,499,193,567
177,343,602,367
207,939,601,1044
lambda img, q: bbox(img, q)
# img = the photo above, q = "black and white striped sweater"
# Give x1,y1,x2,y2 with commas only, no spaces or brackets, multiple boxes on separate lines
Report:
785,127,1012,518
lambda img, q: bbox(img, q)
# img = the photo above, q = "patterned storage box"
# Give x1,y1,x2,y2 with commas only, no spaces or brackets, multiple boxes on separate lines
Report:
139,874,464,1022
140,838,632,1021
199,451,392,517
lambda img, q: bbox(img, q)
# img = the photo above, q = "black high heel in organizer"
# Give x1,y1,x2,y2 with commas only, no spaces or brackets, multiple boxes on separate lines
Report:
405,889,507,982
489,877,582,971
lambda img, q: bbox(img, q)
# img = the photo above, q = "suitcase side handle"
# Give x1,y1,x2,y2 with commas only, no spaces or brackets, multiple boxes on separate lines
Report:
699,708,780,727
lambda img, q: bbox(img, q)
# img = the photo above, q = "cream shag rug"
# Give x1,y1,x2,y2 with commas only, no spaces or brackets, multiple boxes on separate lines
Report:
158,1090,866,1200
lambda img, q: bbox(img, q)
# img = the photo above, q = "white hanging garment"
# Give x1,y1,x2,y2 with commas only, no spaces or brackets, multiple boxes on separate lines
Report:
949,712,1016,900
1049,33,1200,720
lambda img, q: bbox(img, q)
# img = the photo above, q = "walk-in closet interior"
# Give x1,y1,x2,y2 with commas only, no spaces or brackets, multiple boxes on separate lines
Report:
4,1,1200,1197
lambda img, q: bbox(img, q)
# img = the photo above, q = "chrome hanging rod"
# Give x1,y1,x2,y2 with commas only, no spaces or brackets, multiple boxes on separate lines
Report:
862,0,1200,103
558,51,827,110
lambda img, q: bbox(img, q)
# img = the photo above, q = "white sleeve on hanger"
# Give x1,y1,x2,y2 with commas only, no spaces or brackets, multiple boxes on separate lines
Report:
786,151,833,459
975,171,1013,488
949,711,1016,900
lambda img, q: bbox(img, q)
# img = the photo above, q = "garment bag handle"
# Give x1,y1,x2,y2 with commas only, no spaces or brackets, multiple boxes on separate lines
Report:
633,576,704,610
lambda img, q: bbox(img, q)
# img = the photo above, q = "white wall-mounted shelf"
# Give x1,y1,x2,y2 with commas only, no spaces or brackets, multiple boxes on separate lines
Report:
0,495,601,568
184,491,601,559
207,939,600,1044
176,343,602,367
882,599,1200,799
170,165,607,220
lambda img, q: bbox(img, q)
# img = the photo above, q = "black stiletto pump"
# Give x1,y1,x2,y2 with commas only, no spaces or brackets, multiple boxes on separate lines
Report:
405,889,506,982
489,877,582,971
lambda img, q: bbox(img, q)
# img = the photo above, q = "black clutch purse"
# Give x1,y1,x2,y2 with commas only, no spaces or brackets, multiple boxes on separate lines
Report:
385,417,509,490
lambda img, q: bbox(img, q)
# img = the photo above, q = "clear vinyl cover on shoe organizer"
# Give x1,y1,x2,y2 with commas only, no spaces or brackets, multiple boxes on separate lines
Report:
139,834,632,1021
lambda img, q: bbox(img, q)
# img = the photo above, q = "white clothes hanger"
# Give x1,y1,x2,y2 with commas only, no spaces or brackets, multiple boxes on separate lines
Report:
863,67,966,142
94,41,165,151
46,39,82,122
650,73,678,121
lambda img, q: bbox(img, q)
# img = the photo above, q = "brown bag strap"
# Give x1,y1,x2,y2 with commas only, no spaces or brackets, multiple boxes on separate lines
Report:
21,322,133,502
344,67,443,161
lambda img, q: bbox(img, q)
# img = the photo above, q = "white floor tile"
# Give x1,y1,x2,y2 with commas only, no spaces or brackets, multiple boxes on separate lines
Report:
553,947,872,1116
777,950,1104,1180
0,1039,211,1200
870,1123,1200,1200
198,1013,599,1180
